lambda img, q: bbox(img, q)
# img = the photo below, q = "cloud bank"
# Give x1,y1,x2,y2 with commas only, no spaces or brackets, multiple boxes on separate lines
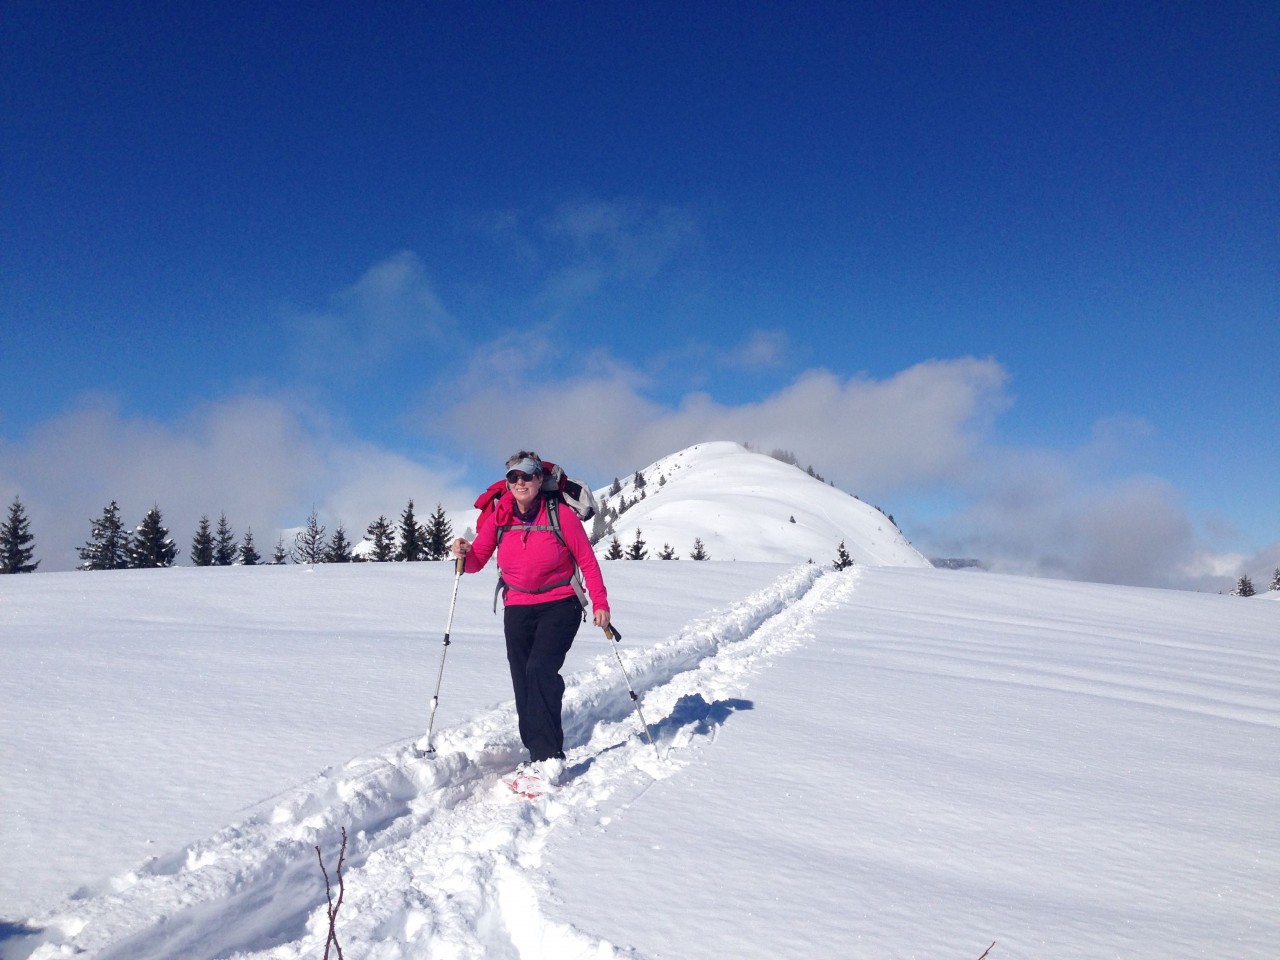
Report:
0,394,475,571
5,236,1273,590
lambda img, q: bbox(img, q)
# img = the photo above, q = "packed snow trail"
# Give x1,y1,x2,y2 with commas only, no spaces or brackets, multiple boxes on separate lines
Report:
18,564,853,960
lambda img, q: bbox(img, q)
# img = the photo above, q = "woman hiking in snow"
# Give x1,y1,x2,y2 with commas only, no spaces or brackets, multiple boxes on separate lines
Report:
451,451,610,785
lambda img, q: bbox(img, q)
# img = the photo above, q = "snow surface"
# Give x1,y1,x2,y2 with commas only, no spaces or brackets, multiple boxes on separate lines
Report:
595,441,930,567
2,559,1277,960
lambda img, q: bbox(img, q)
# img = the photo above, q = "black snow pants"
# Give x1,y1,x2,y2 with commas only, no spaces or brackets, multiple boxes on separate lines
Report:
503,596,583,762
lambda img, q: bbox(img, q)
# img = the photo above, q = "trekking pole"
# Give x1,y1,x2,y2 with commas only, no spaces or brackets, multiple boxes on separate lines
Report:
418,554,465,758
601,622,658,754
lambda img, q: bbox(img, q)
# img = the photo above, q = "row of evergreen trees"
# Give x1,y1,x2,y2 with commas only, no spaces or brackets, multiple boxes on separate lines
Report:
600,529,712,560
0,496,457,572
287,500,453,565
8,493,1280,587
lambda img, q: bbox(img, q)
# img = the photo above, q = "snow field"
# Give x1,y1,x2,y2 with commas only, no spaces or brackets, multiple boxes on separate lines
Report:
3,560,1277,959
5,563,838,958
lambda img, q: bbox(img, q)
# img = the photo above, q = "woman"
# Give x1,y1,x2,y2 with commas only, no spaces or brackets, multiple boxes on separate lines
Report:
451,451,610,783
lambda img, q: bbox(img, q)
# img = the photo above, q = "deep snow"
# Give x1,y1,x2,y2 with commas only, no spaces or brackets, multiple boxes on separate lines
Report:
2,559,1277,959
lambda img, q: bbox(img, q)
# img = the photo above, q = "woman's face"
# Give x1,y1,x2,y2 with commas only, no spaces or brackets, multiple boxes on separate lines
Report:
507,469,542,510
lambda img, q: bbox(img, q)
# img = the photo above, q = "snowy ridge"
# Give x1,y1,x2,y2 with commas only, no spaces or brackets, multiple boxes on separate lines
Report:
591,441,931,567
16,564,846,960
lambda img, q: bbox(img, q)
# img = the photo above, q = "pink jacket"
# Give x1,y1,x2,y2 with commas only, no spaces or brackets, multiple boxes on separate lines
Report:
464,493,610,613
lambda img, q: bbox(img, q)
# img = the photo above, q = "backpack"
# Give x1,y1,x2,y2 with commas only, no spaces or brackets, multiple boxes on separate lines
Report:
472,460,599,614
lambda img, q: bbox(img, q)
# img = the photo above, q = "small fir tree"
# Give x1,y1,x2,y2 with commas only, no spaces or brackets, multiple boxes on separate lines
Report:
80,501,130,571
191,516,215,566
364,515,397,562
213,512,237,566
604,535,624,560
833,540,854,571
239,527,261,566
1232,575,1256,597
324,524,354,563
689,537,710,561
272,536,289,565
633,470,647,490
292,510,326,564
658,543,677,560
396,499,426,562
1,497,39,573
609,477,622,496
424,503,453,561
626,528,649,560
1269,568,1280,592
589,511,609,545
129,505,177,568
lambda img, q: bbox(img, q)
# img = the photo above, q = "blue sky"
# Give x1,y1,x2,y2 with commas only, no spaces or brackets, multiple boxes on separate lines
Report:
2,1,1276,587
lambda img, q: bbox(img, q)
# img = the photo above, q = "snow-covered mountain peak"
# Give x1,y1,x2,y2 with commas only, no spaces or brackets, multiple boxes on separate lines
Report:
591,441,931,567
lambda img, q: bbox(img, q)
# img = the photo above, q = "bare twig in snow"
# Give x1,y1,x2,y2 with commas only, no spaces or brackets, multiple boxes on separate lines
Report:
316,826,347,960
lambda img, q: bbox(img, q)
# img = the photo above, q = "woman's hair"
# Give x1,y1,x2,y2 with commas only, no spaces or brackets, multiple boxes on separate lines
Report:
506,450,542,470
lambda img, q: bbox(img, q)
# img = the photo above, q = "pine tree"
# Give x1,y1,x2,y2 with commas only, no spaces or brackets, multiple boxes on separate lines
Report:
1270,568,1280,592
272,536,289,565
191,515,215,566
833,540,854,571
604,535,624,560
324,524,354,563
364,515,397,562
589,511,608,545
0,497,39,573
1232,575,1256,597
609,477,622,496
625,528,648,560
213,512,237,566
633,470,647,490
423,503,453,561
80,501,130,571
396,499,426,562
128,505,177,568
292,511,326,564
689,537,710,561
658,543,677,560
239,528,262,566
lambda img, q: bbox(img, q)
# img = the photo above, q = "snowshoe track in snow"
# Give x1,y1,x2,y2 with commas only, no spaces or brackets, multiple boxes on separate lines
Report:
15,564,857,960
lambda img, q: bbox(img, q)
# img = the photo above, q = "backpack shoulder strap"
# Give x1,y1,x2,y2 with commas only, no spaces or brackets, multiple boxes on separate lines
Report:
545,495,566,547
544,496,587,617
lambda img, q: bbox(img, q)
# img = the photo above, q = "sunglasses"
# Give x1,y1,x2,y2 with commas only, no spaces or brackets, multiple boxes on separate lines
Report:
506,470,542,484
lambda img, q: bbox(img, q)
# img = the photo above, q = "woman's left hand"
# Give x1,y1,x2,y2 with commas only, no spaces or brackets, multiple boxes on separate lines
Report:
593,608,611,630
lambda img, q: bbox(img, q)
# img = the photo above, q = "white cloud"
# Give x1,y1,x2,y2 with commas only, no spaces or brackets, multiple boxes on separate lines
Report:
0,394,474,571
722,330,790,372
543,198,699,282
288,251,453,375
474,198,700,314
427,354,1010,496
421,342,1276,592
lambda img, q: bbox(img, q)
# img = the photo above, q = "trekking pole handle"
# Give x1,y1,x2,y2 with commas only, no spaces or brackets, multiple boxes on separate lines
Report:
454,554,465,575
602,622,622,642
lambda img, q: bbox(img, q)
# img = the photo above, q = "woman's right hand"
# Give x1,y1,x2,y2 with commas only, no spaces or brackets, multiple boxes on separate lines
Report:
451,538,471,558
